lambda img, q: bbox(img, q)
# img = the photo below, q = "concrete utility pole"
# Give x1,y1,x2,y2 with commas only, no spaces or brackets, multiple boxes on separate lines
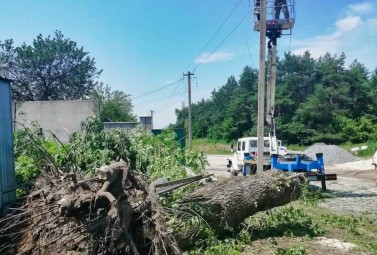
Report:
257,0,267,174
184,71,194,150
150,110,154,129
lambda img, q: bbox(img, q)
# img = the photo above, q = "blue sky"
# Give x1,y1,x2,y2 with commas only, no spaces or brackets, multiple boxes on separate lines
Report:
1,0,376,128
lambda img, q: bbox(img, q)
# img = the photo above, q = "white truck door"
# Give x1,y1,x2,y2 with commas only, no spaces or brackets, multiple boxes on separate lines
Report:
237,140,246,162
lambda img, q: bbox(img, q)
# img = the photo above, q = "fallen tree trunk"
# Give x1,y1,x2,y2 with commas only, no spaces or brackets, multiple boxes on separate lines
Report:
176,171,303,249
1,160,304,254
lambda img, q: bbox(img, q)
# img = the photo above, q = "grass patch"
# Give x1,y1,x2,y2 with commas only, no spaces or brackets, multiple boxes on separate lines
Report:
188,201,377,254
294,203,377,254
189,238,242,255
192,139,232,154
275,245,306,255
245,206,324,239
340,141,377,158
370,242,377,255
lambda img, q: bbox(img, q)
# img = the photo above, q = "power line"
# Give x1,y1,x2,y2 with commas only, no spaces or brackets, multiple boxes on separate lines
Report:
155,80,186,113
156,79,186,110
131,2,249,122
134,89,186,106
131,78,183,100
193,11,251,71
245,31,255,68
131,1,246,103
182,0,244,72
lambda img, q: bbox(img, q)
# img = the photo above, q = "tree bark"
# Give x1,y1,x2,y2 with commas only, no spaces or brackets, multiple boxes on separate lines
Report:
177,170,303,248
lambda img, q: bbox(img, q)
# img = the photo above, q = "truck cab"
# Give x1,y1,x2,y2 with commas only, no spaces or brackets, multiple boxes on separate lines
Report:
229,137,284,175
236,137,282,159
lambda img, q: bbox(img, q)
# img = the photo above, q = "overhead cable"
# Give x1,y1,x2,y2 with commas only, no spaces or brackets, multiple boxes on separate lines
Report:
156,78,186,112
132,78,183,100
193,11,251,71
182,0,244,72
134,90,186,106
245,31,255,68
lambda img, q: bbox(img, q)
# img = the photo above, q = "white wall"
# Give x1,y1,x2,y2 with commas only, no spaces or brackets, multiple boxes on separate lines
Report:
14,100,98,143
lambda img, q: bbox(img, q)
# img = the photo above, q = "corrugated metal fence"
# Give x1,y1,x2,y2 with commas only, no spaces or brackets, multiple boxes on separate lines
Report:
0,77,16,212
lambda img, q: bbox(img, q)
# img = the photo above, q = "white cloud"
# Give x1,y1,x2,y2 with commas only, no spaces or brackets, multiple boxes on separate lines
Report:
291,16,362,58
291,3,376,71
195,51,234,64
348,2,375,15
335,16,363,34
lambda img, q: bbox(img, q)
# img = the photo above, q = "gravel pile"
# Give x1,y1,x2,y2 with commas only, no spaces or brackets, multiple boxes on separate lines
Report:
304,143,358,165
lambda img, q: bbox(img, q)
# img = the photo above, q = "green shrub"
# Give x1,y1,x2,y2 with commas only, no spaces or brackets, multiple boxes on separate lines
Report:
275,245,306,255
189,235,242,255
300,183,331,206
370,242,377,255
14,117,207,185
308,133,345,145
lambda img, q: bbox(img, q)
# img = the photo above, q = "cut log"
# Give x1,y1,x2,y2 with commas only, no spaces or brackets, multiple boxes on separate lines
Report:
176,170,303,248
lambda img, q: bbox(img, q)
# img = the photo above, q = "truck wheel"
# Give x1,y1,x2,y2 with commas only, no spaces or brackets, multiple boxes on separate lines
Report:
250,165,257,175
230,165,239,176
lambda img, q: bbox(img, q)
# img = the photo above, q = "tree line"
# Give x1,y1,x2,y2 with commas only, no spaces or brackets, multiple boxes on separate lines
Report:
174,51,377,145
2,31,376,145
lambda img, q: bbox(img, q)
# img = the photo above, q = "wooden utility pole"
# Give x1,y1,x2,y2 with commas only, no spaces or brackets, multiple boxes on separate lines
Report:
257,0,267,173
184,71,194,150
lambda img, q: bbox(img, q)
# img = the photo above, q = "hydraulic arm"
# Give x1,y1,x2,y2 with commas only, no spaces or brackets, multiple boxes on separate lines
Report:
266,29,280,156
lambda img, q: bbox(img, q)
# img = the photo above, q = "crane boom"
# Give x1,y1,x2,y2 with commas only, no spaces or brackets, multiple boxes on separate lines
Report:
266,29,279,156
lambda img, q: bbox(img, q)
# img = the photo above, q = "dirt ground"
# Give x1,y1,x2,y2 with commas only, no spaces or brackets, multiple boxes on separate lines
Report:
205,154,232,177
205,154,377,255
243,236,361,255
327,158,377,180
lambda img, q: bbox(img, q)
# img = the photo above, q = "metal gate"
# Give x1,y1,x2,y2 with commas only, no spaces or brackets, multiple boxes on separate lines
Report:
0,74,16,212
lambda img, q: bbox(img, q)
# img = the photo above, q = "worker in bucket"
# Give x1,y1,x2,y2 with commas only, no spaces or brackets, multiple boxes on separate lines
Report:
274,0,290,19
255,0,261,21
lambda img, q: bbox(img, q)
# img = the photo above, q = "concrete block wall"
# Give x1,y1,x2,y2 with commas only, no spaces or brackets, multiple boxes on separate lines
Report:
14,100,98,143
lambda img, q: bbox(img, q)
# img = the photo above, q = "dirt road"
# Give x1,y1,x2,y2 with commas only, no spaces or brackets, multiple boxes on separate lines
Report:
205,154,231,177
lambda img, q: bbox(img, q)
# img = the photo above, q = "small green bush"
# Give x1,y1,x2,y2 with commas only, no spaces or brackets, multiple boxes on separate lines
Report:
300,183,331,206
275,245,306,255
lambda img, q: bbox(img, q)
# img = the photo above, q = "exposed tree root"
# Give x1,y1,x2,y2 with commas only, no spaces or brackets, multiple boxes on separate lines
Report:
0,159,182,255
